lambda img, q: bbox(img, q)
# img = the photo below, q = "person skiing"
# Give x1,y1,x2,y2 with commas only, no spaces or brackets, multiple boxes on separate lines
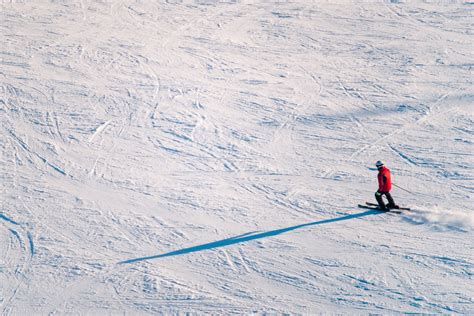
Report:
375,160,398,210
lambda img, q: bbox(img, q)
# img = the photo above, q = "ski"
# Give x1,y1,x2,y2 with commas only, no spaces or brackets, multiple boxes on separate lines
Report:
358,204,402,213
366,202,410,211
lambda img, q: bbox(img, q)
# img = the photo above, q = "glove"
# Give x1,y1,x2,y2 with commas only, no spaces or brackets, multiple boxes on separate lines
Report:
375,191,382,197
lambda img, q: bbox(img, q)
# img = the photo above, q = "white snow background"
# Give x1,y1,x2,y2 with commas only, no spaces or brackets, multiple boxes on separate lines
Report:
1,1,473,314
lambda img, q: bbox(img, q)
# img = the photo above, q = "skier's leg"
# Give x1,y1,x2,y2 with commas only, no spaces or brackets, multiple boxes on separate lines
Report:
375,191,387,209
385,192,397,208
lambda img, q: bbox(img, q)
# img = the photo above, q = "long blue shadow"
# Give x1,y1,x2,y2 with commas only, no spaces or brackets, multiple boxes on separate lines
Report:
118,209,381,264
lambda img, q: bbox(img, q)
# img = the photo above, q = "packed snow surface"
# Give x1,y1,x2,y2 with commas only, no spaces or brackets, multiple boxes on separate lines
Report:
1,1,473,314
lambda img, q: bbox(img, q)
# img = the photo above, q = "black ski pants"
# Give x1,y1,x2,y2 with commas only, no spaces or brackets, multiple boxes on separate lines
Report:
375,191,396,209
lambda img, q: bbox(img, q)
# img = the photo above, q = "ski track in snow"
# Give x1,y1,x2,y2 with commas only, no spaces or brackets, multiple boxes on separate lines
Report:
0,213,34,315
1,1,473,314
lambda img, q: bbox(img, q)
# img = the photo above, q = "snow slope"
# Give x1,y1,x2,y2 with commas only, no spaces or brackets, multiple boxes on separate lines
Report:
1,1,473,314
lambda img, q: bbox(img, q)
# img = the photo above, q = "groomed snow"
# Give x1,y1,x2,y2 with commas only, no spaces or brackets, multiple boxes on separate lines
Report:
1,1,473,314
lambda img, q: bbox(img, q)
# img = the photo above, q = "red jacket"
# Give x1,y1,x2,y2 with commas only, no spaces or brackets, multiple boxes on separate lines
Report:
377,166,392,193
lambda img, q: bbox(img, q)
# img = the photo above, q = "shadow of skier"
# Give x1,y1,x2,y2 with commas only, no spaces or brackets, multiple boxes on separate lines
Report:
118,209,381,264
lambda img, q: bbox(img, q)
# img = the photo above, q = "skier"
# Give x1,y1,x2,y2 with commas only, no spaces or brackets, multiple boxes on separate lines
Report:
375,160,398,210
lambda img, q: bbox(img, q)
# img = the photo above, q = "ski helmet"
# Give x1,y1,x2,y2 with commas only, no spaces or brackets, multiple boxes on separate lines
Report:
375,160,384,168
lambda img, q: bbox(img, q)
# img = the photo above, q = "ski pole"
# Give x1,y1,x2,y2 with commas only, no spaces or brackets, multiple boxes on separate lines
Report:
393,183,415,195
